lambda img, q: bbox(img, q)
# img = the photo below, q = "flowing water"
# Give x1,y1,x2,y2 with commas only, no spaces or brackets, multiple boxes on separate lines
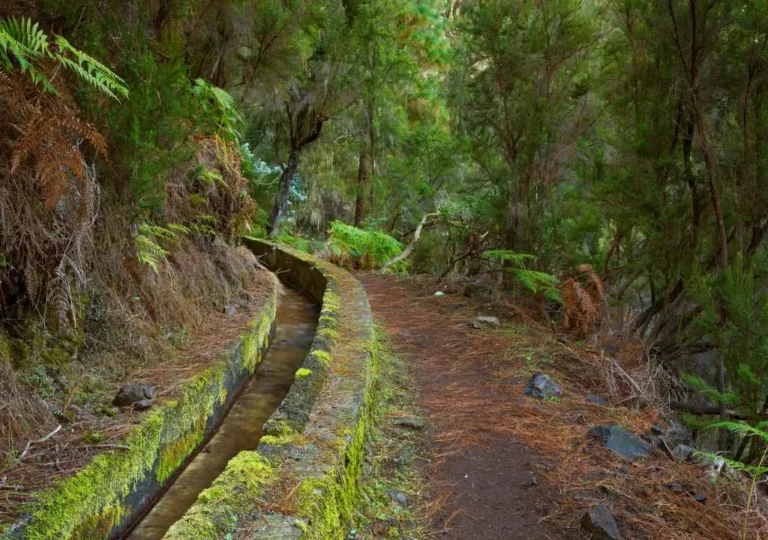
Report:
125,287,318,540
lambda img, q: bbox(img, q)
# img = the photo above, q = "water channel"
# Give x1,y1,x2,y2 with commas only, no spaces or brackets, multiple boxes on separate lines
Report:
125,287,318,540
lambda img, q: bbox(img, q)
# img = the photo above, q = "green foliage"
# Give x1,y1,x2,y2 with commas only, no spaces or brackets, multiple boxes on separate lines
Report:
0,17,128,98
134,223,189,274
192,78,242,140
328,221,404,271
482,250,561,303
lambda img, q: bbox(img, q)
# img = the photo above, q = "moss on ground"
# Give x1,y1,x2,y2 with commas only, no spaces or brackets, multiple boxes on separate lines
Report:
348,338,429,539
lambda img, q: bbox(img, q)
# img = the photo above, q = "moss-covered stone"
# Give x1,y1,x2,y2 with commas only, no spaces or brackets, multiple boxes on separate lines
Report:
10,283,279,540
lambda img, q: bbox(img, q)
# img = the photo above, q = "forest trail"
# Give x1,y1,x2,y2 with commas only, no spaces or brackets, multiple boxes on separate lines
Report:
361,274,576,540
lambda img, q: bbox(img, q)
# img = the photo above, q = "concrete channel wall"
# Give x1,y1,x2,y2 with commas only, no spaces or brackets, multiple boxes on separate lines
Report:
164,239,378,539
4,284,279,540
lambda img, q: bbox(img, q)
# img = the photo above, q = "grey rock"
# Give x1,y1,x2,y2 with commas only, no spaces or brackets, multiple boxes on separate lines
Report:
385,489,408,506
589,424,652,460
671,444,695,462
225,304,238,317
393,417,426,430
586,394,608,406
133,399,153,410
666,482,684,494
695,493,707,504
524,372,563,400
474,315,500,327
113,383,155,407
581,504,621,540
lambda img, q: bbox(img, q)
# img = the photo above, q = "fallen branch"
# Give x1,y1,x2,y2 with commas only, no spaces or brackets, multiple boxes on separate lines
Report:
381,212,439,270
19,424,62,459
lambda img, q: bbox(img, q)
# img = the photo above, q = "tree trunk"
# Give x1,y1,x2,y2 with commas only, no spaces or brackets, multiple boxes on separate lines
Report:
353,147,370,228
266,149,299,237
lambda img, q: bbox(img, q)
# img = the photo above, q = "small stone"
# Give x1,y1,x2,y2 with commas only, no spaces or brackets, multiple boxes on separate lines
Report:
113,383,154,407
133,399,153,410
588,424,652,460
666,482,684,494
695,493,707,504
393,417,426,430
671,444,695,462
474,315,500,326
581,504,621,540
524,372,563,400
587,394,608,406
651,425,664,435
385,489,408,506
224,304,238,317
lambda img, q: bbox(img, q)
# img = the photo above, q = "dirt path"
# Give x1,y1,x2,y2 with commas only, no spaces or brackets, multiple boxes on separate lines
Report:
361,274,576,539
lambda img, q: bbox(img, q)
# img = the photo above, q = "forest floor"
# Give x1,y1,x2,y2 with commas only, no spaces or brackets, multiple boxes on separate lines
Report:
360,273,758,540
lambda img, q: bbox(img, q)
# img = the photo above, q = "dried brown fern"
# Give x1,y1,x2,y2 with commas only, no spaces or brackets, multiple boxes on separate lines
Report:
562,264,605,335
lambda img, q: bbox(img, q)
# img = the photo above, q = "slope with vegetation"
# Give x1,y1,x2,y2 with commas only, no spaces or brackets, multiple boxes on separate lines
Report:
3,0,768,538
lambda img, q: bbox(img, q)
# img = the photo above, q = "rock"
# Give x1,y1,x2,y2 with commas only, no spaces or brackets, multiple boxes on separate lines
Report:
385,489,408,506
524,372,563,400
586,394,608,406
393,417,426,430
695,493,707,504
224,304,238,318
580,504,621,540
588,424,652,460
671,444,695,462
650,425,664,435
665,482,684,494
434,291,445,297
133,399,153,410
474,315,500,327
113,384,155,407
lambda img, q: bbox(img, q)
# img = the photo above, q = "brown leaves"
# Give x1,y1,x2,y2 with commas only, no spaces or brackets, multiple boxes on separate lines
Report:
563,264,604,334
10,113,106,211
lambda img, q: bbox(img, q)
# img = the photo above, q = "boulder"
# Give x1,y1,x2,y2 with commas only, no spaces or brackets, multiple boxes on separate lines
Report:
581,504,621,540
524,372,563,400
113,383,155,407
588,424,652,460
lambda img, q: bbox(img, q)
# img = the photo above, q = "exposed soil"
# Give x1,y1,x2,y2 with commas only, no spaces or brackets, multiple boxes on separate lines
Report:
361,273,760,539
361,273,575,539
0,269,278,525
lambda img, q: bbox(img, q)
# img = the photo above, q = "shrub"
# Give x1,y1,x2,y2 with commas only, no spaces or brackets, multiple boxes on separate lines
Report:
327,221,405,271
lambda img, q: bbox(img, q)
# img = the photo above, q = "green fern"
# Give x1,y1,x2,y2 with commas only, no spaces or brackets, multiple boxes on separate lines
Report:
0,17,128,98
482,250,562,302
192,78,242,139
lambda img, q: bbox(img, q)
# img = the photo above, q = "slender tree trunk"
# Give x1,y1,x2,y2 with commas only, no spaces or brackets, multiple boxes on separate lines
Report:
353,147,370,228
267,149,299,237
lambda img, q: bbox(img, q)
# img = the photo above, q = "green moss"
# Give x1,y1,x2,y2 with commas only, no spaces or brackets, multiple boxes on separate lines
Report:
311,350,332,367
164,452,275,540
295,368,312,379
15,281,280,540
